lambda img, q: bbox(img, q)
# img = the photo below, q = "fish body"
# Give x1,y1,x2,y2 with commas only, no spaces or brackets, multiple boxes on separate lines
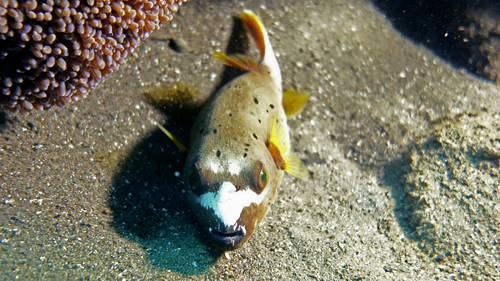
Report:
179,11,306,250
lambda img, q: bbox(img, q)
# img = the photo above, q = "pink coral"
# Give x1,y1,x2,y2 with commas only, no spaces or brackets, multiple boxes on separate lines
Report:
0,0,186,115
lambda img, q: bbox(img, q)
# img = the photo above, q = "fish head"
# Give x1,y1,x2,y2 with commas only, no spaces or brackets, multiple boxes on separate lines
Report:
182,136,283,250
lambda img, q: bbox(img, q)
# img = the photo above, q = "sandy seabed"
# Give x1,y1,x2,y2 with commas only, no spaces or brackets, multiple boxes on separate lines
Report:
1,0,499,279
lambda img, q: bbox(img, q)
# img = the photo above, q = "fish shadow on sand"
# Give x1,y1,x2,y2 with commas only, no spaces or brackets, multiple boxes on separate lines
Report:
108,16,250,274
108,126,218,274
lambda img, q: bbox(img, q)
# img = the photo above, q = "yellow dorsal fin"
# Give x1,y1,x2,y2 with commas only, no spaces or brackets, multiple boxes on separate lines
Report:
266,115,307,179
240,10,265,61
213,51,259,72
157,123,188,152
282,89,309,118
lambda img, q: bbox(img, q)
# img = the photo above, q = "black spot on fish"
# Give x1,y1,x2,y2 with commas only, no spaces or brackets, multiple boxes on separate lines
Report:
252,133,258,140
254,97,259,104
213,129,217,134
267,71,270,74
229,113,232,117
244,143,250,147
245,148,248,151
243,153,247,158
258,119,261,124
266,109,269,113
269,104,274,109
216,150,221,157
218,124,221,127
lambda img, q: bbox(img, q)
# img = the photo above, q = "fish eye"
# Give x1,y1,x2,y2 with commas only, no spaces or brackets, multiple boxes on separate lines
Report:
251,161,267,194
259,168,268,188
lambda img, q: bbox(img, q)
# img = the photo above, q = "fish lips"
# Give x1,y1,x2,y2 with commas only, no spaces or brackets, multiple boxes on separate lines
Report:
209,224,247,250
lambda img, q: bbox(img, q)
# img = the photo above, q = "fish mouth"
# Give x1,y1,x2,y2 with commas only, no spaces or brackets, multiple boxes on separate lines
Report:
209,226,246,249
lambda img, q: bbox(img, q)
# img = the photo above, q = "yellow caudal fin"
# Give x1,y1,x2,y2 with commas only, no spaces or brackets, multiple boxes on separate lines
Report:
213,51,258,71
240,10,266,61
266,115,307,179
282,89,309,118
157,123,188,152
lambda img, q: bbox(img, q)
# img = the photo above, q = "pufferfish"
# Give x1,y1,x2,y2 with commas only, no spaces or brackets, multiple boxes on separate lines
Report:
159,10,309,250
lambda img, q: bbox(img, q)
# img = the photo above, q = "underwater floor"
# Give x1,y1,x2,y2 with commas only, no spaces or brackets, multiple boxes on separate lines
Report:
1,0,499,279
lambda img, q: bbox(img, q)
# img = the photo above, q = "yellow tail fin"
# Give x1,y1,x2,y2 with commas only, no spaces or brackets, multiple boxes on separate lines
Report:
240,10,266,61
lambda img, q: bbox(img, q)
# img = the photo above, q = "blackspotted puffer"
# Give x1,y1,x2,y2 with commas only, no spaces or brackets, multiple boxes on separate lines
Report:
160,10,308,250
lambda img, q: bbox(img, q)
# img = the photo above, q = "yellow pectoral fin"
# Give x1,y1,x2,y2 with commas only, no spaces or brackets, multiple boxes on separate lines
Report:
157,123,188,152
281,154,307,179
266,115,307,179
213,51,258,72
282,89,309,118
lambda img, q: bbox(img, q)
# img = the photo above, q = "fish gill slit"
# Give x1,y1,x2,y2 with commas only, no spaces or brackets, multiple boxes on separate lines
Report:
252,133,258,140
200,129,204,134
213,129,217,134
243,153,247,158
253,97,259,104
216,150,221,157
258,119,261,124
269,104,274,109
